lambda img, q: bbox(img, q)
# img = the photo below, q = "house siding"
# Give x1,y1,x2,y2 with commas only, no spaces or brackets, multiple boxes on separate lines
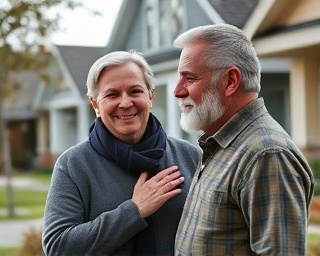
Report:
186,0,212,29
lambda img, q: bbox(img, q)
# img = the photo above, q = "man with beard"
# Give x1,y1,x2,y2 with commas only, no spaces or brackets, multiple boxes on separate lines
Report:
173,24,315,255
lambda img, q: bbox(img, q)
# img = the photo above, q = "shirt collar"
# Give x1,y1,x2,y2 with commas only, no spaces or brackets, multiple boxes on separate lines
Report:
199,98,267,149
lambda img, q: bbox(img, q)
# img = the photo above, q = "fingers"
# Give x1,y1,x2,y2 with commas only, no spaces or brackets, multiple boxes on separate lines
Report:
150,166,184,193
153,165,179,182
136,171,148,188
156,176,184,195
132,165,184,218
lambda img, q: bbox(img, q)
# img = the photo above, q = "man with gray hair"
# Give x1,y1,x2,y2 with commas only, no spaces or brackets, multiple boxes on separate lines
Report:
173,24,315,255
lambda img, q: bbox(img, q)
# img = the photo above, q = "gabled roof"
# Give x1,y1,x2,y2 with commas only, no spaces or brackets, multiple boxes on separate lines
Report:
55,45,106,95
107,0,140,52
3,71,40,120
202,0,259,28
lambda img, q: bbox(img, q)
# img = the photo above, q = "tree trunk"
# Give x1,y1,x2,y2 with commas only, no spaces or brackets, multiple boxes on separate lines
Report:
0,100,15,217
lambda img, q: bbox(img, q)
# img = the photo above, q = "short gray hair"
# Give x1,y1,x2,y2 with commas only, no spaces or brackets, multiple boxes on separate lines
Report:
174,24,261,92
86,50,155,98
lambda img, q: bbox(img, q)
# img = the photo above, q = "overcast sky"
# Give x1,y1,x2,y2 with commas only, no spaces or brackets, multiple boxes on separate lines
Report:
51,0,123,46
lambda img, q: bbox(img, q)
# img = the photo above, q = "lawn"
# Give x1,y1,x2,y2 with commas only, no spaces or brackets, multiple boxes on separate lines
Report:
0,188,48,221
0,168,51,221
14,168,53,183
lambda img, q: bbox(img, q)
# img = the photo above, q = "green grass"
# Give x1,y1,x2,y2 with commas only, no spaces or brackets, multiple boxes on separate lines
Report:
308,233,320,255
13,168,53,183
308,233,320,244
0,168,51,221
0,188,48,221
310,160,320,196
0,247,20,256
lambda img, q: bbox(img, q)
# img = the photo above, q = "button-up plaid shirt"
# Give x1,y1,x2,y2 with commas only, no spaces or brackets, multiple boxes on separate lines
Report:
175,98,315,255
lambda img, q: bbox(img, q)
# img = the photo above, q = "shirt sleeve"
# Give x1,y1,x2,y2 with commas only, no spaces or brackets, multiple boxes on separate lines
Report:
239,149,313,255
42,163,147,255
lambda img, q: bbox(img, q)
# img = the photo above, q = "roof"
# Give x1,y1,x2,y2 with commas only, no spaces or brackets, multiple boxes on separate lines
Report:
207,0,259,28
55,45,106,95
3,71,40,120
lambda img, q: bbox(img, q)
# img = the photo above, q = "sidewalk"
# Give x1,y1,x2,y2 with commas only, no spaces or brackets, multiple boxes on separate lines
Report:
0,175,49,191
0,218,43,247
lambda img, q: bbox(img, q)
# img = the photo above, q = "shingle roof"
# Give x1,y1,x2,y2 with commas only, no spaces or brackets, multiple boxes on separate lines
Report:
3,71,40,120
207,0,259,28
56,45,106,95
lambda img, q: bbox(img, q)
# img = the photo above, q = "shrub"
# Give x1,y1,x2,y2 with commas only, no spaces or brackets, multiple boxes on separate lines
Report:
20,227,44,256
308,242,320,256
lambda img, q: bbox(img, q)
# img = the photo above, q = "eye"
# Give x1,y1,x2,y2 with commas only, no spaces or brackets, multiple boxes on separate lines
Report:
186,76,195,82
131,89,144,95
105,92,119,98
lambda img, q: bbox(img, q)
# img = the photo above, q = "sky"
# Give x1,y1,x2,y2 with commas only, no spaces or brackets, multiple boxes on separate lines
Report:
51,0,123,47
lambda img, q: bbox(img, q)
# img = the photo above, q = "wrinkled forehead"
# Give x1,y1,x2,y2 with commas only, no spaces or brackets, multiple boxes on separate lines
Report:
179,41,210,70
180,40,209,62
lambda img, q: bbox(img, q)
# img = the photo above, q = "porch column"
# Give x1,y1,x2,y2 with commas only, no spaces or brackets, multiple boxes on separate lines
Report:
167,77,182,139
50,109,60,156
77,100,91,142
37,112,48,155
290,58,320,151
36,112,51,167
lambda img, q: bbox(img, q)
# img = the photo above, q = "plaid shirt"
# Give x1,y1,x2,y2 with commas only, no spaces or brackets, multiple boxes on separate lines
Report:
175,98,315,256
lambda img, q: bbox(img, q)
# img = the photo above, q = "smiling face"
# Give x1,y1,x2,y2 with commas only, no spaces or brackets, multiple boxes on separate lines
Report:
90,62,153,144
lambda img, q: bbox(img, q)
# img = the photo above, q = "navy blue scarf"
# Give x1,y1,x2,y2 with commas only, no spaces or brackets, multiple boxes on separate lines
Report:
89,113,167,255
89,113,167,176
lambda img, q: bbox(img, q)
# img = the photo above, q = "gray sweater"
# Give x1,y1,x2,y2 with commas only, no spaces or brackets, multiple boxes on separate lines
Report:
42,137,201,255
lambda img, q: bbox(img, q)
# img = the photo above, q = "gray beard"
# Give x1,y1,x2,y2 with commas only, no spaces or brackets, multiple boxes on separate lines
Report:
179,88,225,133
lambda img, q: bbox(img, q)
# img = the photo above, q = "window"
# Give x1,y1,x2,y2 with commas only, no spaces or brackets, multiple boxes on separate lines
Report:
144,0,184,50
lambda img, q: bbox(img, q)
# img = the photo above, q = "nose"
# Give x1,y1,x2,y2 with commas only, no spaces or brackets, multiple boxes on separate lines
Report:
119,93,133,108
174,80,189,98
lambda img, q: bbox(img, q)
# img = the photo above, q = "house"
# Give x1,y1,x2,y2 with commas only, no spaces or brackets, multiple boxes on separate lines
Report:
31,45,106,166
6,0,319,168
243,0,320,158
3,71,39,169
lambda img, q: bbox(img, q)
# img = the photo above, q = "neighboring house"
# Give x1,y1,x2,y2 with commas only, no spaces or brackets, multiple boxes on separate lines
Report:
242,0,320,157
32,45,105,166
6,0,319,168
3,71,39,169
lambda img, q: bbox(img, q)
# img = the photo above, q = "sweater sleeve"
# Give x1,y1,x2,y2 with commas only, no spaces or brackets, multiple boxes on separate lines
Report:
42,162,147,255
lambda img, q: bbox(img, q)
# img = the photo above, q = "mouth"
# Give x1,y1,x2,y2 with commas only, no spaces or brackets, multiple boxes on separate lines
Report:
116,113,138,120
179,100,194,112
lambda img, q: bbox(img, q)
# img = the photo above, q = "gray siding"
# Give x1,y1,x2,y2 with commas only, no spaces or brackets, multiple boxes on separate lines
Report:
186,0,212,29
124,5,144,51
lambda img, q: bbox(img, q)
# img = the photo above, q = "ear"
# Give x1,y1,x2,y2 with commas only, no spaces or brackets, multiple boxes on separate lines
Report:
89,97,97,109
148,90,154,108
89,97,100,117
148,89,154,101
224,67,241,97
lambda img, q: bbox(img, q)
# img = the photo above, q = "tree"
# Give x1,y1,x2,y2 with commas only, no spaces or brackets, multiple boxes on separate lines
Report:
0,0,95,217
